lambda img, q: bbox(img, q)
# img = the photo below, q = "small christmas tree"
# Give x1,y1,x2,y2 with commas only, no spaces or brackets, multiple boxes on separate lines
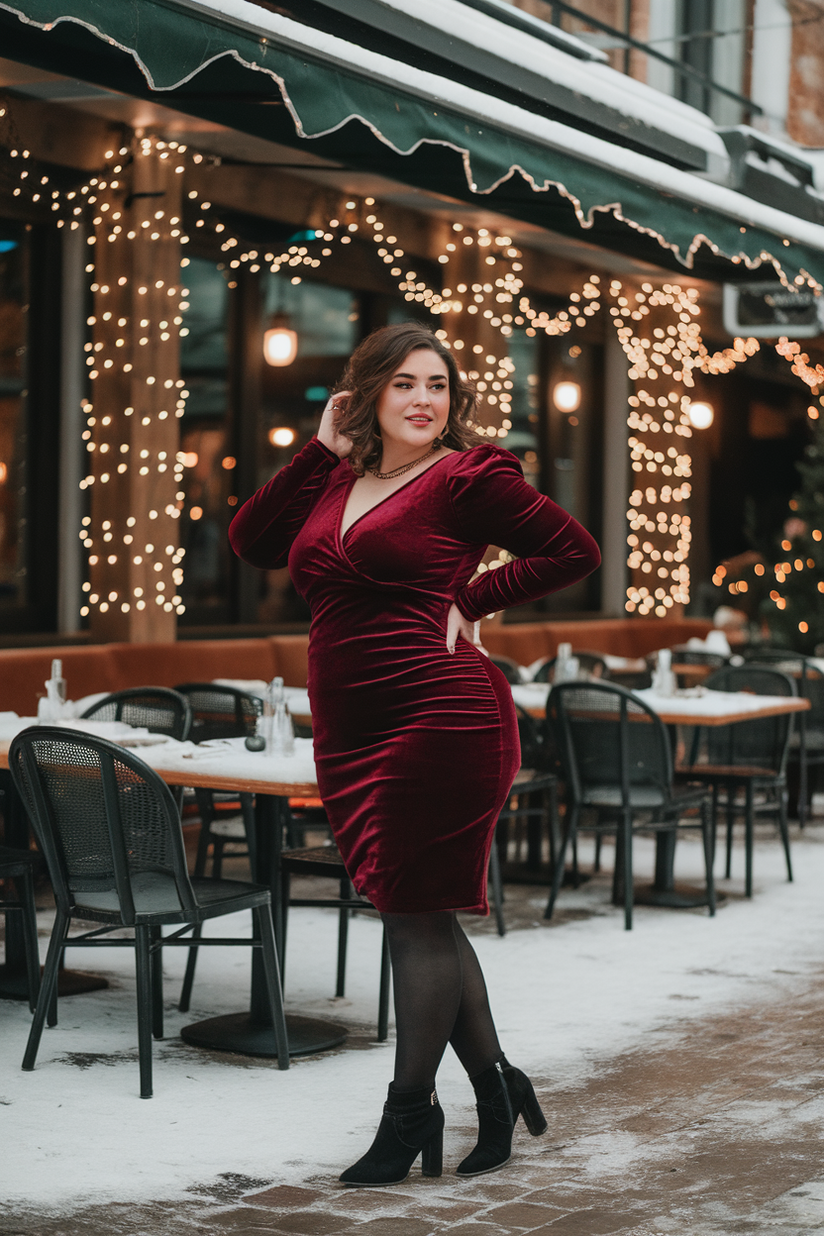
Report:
762,422,824,653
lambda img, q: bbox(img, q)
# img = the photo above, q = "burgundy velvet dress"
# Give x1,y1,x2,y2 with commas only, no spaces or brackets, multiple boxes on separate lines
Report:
229,438,599,916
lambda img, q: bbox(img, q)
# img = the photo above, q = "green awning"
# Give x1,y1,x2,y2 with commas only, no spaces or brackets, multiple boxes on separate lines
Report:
3,0,824,287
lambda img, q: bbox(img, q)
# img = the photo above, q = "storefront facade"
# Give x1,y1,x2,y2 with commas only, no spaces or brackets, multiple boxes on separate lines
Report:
1,0,824,644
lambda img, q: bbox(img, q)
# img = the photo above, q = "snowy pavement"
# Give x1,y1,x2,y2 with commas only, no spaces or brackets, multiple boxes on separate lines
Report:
4,825,824,1233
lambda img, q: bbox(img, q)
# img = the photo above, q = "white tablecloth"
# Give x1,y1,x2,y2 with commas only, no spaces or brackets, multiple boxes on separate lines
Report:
137,734,318,786
635,688,799,719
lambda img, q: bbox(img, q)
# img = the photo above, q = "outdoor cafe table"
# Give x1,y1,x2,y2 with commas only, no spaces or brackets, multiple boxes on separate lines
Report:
0,727,348,1059
138,736,350,1059
512,682,811,906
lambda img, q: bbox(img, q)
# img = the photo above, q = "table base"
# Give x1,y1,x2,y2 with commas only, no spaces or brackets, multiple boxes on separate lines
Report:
633,883,723,910
181,1012,347,1058
0,964,108,1001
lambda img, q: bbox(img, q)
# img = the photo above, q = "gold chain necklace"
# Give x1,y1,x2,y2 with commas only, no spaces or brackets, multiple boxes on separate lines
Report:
369,444,440,480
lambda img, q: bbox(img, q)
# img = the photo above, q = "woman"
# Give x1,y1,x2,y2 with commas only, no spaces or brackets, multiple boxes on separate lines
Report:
229,322,599,1186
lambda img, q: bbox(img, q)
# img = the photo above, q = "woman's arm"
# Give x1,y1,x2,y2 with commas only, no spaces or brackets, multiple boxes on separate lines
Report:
228,437,340,570
449,445,600,621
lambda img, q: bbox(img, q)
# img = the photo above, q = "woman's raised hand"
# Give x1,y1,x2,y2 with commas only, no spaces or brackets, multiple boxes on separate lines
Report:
445,603,488,657
318,391,354,459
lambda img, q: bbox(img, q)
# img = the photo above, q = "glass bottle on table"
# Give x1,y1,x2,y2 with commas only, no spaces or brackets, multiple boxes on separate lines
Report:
264,676,295,756
37,659,67,723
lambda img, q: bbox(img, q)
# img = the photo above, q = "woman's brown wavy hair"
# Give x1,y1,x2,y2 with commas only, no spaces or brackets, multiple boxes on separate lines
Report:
333,322,478,476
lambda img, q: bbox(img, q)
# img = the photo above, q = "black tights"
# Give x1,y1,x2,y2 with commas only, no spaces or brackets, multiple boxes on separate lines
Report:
381,910,502,1092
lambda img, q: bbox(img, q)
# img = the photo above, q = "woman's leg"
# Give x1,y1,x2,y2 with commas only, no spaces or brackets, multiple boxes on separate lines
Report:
382,909,464,1090
340,909,458,1184
448,917,504,1076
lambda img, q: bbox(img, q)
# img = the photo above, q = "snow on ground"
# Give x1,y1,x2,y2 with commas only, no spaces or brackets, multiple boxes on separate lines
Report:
4,826,824,1213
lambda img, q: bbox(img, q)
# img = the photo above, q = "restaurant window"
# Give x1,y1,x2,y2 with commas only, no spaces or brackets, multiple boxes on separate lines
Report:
177,255,233,624
255,273,359,624
0,218,60,634
506,329,541,488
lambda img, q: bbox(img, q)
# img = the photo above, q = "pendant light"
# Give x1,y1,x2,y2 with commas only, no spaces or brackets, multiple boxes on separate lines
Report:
263,313,298,367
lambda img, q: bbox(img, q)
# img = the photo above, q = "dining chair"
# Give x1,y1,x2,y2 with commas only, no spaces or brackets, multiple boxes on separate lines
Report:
0,844,40,1012
277,839,391,1041
80,687,192,741
548,681,715,930
532,651,608,683
490,655,522,685
174,683,261,877
10,726,288,1097
666,647,729,670
679,664,795,897
739,649,824,828
489,706,559,936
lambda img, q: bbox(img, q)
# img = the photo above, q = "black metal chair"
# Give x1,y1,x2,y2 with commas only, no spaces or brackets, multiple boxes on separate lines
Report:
174,684,261,877
738,649,824,828
532,651,608,683
667,647,730,670
490,656,522,685
0,845,40,1012
679,665,795,897
489,706,559,936
10,726,288,1097
548,681,715,930
81,687,192,741
278,839,391,1040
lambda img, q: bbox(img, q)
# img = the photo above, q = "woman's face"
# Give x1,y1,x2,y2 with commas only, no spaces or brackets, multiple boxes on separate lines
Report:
375,348,450,452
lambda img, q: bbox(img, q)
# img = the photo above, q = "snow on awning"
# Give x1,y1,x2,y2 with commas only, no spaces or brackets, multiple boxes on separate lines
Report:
2,0,824,288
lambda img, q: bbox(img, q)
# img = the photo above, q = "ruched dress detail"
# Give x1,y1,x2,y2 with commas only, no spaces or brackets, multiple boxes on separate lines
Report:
229,438,600,915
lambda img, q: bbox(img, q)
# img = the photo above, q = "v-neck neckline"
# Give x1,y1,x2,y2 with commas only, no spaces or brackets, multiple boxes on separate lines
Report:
338,453,453,548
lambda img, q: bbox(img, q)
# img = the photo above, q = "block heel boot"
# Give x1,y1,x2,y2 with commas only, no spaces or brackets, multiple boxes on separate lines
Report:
339,1084,444,1186
456,1057,547,1177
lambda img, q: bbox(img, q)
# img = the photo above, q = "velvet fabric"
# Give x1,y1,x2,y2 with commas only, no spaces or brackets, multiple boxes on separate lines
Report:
229,438,599,915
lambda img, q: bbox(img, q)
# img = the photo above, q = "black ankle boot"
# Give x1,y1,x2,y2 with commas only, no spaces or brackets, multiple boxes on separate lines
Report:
456,1057,547,1177
339,1084,444,1186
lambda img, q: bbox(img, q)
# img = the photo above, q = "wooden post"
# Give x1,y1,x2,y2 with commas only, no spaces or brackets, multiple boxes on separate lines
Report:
83,140,185,643
431,220,513,439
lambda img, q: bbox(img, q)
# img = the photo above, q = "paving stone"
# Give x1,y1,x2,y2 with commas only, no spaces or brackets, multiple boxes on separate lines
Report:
438,1226,511,1236
352,1218,440,1236
532,1209,647,1235
198,1208,302,1234
255,1210,348,1235
327,1189,418,1214
245,1187,328,1211
480,1202,559,1230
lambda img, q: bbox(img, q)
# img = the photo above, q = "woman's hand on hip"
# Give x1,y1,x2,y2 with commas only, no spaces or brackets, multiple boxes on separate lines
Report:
446,603,488,657
318,392,354,459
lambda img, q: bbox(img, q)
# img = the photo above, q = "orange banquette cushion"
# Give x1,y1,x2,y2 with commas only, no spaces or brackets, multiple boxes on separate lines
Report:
0,619,710,717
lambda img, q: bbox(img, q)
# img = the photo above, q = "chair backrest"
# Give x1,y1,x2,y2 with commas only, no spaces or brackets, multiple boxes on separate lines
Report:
741,650,824,732
549,681,672,807
81,687,192,741
490,656,522,685
703,664,796,772
174,683,261,742
9,727,196,925
514,704,544,771
533,651,607,683
668,646,728,668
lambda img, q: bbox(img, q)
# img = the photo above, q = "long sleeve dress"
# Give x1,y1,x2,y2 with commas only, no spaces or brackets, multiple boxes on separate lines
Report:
229,438,600,916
